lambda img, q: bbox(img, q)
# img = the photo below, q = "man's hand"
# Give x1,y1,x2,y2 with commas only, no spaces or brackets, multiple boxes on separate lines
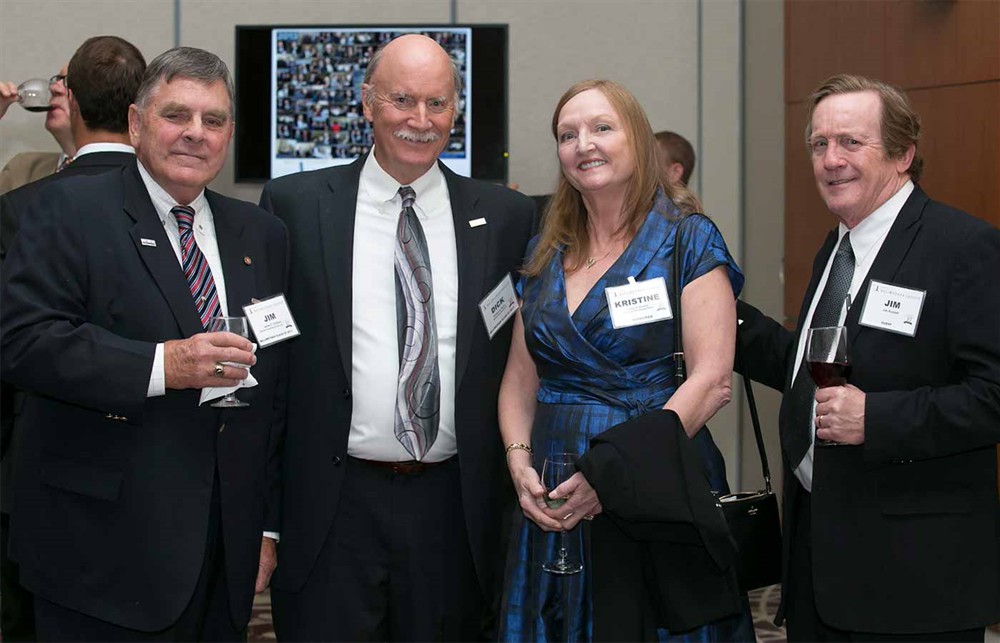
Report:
163,332,255,390
0,81,18,119
815,383,866,445
255,537,277,594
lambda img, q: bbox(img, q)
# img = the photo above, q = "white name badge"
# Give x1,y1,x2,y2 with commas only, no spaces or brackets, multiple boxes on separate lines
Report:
858,279,926,337
605,276,673,329
243,294,301,348
479,273,519,339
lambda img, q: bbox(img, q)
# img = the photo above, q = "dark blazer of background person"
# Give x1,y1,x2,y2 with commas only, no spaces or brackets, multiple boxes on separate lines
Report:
0,150,135,260
0,162,288,632
738,184,1000,634
259,155,535,614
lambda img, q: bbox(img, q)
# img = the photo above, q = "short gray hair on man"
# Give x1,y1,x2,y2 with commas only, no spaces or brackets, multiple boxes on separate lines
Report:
134,46,235,116
361,36,463,110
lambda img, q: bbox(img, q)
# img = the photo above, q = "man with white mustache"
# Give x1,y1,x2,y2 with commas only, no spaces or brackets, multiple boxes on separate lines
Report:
259,34,536,641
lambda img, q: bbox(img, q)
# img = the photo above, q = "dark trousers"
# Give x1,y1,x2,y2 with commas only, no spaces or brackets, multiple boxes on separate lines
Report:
34,477,243,642
785,487,983,643
272,456,483,641
1,511,36,642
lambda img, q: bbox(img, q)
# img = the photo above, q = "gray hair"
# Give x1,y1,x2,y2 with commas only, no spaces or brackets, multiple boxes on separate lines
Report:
134,46,234,116
362,36,463,110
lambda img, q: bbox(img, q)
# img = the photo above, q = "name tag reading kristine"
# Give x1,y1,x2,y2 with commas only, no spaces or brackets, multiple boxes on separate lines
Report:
605,276,673,329
858,279,926,337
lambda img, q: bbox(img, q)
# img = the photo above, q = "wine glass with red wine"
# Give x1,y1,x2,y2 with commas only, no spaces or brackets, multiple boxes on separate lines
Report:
806,326,850,445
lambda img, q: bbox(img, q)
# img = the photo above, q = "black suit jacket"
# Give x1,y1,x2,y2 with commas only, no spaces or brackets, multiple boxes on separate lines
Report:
259,157,535,603
738,185,1000,633
578,410,740,640
0,161,289,631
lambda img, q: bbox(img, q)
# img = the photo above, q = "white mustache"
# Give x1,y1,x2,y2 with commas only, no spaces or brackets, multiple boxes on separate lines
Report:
394,128,441,143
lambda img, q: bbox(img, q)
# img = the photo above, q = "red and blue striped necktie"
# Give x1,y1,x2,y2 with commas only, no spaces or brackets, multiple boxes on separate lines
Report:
171,205,223,329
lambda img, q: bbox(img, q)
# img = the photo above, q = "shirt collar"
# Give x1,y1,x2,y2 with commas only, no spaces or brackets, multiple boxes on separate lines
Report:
136,159,209,224
360,147,445,218
74,142,135,158
837,180,914,264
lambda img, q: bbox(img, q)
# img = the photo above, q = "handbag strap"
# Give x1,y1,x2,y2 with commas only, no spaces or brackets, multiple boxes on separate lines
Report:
671,214,773,494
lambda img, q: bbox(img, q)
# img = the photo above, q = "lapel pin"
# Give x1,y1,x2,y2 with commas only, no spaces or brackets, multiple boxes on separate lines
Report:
140,238,157,247
244,256,252,265
469,218,487,228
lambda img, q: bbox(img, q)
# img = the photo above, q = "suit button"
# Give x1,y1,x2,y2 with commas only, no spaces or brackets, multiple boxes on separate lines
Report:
342,388,351,399
332,455,342,466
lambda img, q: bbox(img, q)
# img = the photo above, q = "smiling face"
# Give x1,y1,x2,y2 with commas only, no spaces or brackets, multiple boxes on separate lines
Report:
362,35,455,185
555,88,635,199
129,77,233,204
809,91,913,228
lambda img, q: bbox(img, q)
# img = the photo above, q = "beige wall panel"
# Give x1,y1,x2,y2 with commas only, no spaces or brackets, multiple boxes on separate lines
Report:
0,0,173,168
457,0,699,198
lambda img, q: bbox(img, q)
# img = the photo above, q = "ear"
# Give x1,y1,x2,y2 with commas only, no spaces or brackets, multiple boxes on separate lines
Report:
127,104,141,148
361,84,375,123
668,162,685,186
896,143,916,175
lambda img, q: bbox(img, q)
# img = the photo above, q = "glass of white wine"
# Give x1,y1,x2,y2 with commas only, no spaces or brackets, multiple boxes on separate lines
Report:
208,315,251,408
541,452,583,575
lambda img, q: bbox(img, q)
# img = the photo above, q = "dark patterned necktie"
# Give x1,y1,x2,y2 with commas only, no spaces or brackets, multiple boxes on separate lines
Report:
171,205,223,329
784,231,855,468
393,186,440,460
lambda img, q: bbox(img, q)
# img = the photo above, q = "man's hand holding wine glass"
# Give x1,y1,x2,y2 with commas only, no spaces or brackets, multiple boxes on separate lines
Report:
814,384,866,445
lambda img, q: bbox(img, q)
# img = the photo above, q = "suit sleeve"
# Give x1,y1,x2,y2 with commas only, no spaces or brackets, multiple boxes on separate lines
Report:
264,218,289,533
0,187,155,421
865,223,1000,464
736,299,795,392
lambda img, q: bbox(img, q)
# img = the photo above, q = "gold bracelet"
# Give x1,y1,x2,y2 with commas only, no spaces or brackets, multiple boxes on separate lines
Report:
505,442,532,461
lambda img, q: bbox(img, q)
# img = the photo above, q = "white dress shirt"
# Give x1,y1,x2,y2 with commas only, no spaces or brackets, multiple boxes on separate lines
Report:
349,151,459,462
72,142,134,158
792,180,914,490
137,160,229,397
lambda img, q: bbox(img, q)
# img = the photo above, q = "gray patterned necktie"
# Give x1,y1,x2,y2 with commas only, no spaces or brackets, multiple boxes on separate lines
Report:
784,231,855,468
393,186,440,460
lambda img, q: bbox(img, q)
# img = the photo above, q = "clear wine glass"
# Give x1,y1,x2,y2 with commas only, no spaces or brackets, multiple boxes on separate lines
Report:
209,315,251,408
806,325,850,445
541,452,584,575
16,79,53,112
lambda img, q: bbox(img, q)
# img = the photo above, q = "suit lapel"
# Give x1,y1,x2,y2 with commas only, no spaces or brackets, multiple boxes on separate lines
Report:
786,229,838,389
443,164,488,391
319,158,363,383
846,186,926,346
123,164,204,338
208,190,255,315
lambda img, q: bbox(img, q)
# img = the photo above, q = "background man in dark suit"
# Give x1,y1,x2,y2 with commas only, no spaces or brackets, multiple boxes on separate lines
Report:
0,35,145,643
1,46,288,641
739,74,1000,641
260,33,535,641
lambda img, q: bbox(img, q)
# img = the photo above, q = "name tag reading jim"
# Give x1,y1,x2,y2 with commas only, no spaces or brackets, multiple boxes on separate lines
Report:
243,294,301,348
858,280,926,337
479,273,519,339
606,276,673,329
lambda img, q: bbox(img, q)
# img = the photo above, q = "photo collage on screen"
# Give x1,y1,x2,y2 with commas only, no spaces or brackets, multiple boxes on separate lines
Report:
273,28,469,173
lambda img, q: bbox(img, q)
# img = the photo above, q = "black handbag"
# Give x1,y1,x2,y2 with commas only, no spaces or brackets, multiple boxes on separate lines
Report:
672,214,782,592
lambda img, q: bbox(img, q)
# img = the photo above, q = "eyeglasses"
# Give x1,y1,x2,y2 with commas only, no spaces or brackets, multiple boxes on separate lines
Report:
49,74,67,87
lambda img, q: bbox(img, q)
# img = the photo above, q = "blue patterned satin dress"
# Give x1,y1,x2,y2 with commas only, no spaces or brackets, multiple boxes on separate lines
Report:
498,203,755,642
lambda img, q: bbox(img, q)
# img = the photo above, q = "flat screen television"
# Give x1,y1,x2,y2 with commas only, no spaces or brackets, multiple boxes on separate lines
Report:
234,25,508,182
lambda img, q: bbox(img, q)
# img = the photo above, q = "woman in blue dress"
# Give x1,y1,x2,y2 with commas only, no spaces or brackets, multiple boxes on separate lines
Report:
497,80,754,642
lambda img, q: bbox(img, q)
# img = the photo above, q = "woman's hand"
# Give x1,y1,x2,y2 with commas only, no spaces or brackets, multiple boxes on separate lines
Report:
508,453,565,532
542,471,603,530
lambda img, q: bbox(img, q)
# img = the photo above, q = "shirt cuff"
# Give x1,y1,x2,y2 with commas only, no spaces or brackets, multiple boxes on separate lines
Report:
263,531,281,542
147,343,166,397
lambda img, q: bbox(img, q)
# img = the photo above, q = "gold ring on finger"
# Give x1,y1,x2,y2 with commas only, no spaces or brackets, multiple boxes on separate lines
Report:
214,362,225,377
